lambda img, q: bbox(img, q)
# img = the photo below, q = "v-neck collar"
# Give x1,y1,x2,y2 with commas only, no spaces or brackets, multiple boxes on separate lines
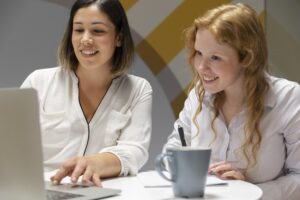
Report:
70,71,122,126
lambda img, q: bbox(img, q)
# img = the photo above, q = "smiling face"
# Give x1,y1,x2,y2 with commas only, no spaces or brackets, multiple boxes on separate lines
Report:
194,28,244,95
72,4,121,72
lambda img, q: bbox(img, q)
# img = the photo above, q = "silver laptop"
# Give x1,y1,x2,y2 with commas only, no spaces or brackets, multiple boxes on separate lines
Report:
0,88,121,200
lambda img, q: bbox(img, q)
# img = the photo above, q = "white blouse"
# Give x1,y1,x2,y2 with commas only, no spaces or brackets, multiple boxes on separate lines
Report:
164,75,300,200
21,67,152,176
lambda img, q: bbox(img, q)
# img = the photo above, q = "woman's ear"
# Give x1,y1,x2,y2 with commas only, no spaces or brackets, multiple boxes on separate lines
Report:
240,48,253,68
116,34,122,47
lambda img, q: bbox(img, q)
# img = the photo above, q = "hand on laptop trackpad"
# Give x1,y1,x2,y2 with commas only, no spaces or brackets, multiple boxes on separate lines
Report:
47,182,91,191
45,170,85,185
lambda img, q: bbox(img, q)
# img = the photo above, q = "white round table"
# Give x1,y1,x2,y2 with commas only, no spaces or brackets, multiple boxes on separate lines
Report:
102,171,263,200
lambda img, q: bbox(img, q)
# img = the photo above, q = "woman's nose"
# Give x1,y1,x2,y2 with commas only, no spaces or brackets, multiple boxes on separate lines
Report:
81,33,93,45
196,58,208,71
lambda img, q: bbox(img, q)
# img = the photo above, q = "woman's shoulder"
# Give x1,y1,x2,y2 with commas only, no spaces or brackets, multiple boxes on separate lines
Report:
268,75,300,94
116,74,152,91
110,74,152,106
123,74,150,84
27,66,68,80
267,75,300,104
22,66,73,89
30,66,59,74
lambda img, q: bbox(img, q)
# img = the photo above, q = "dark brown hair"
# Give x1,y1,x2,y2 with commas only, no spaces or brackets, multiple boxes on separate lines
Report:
58,0,134,76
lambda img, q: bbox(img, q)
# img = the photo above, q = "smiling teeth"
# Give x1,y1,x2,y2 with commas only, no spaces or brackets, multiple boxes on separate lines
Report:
81,50,97,55
203,76,218,81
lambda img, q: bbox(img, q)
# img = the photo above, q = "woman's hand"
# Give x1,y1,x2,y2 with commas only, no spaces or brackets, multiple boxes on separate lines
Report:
50,153,121,187
208,161,245,181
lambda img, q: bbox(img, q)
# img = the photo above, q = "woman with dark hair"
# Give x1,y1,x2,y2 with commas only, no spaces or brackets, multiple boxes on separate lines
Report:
163,3,300,200
21,0,152,187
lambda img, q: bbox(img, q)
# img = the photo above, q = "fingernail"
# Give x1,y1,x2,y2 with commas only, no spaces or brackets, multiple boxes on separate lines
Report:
71,177,77,182
210,171,218,176
52,180,58,185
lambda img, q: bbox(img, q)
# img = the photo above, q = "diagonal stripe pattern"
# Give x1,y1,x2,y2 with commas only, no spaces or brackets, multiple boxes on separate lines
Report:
46,0,266,118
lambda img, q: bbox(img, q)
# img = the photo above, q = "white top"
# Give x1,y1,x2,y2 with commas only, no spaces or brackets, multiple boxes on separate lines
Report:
164,75,300,200
21,67,152,176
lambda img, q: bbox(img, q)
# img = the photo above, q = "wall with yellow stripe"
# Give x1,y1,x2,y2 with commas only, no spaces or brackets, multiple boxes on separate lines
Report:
40,0,266,170
121,0,265,118
2,0,298,170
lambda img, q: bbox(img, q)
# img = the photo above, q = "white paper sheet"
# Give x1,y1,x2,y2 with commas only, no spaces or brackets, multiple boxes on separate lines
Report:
137,171,228,188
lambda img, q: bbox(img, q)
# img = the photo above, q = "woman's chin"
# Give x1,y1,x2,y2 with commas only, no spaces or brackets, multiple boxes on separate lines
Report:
203,87,222,94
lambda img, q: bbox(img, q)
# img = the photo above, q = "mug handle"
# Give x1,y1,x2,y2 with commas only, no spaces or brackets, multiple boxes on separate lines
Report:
155,152,174,182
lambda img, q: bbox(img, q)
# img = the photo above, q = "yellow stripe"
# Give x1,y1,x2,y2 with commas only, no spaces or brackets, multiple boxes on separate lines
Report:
259,10,266,28
119,0,138,11
171,85,190,117
136,0,230,75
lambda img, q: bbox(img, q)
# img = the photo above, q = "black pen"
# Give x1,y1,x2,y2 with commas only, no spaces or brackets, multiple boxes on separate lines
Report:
178,125,187,146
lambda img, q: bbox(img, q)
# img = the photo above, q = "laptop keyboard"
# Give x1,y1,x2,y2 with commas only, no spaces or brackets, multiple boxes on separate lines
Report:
47,190,84,200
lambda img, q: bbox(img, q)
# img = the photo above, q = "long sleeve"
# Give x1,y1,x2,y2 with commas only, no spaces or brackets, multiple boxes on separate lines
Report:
257,174,300,200
100,79,153,176
163,88,198,150
257,84,300,200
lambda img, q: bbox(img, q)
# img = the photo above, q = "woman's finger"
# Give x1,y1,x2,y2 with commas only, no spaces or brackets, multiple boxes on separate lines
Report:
82,167,94,186
221,169,245,180
71,158,87,183
211,162,233,174
209,161,227,169
92,173,102,187
51,157,78,184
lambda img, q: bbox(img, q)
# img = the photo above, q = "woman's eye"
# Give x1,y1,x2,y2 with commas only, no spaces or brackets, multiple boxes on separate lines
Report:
195,50,202,56
94,29,105,34
73,29,84,33
211,55,221,61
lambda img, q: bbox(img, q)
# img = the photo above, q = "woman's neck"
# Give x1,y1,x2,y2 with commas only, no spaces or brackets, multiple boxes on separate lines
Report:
75,67,114,122
75,67,113,90
222,87,245,126
224,89,245,108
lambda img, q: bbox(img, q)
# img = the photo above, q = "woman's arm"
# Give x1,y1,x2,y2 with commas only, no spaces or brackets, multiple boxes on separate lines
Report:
163,88,198,150
257,106,300,200
98,78,153,176
257,174,300,200
51,78,153,186
255,85,300,200
51,152,121,187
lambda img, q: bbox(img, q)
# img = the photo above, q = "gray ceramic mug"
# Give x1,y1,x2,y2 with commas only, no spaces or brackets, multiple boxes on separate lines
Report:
155,147,211,198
